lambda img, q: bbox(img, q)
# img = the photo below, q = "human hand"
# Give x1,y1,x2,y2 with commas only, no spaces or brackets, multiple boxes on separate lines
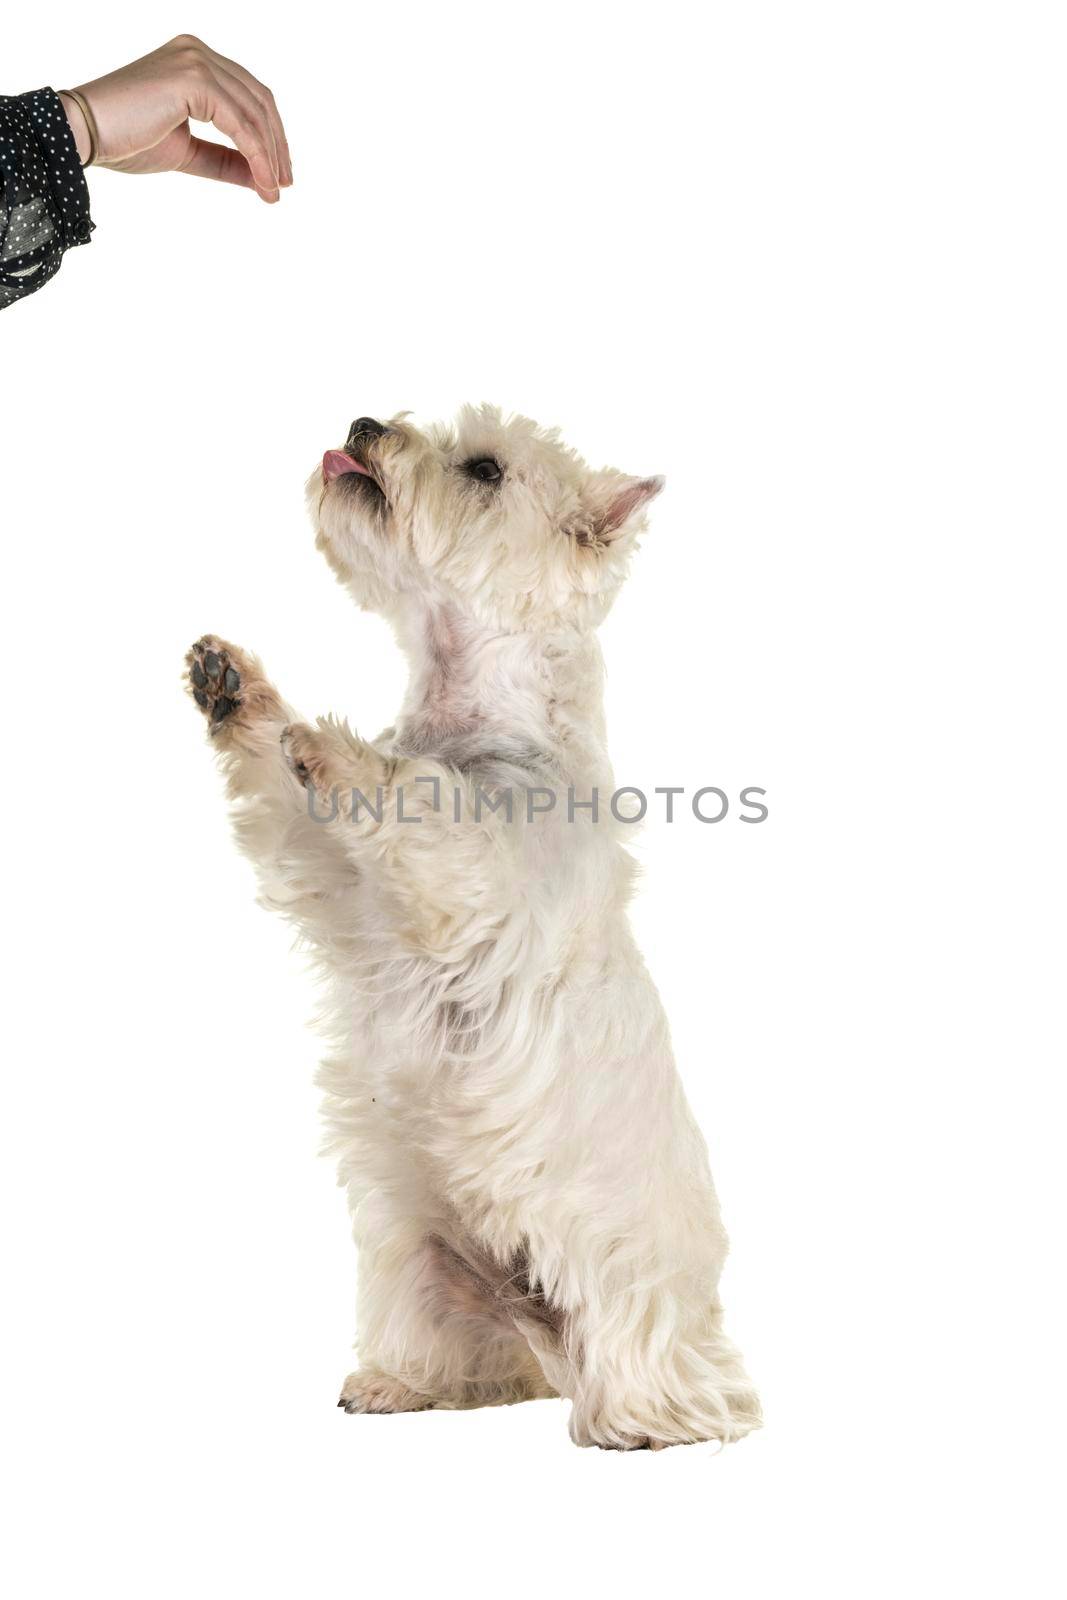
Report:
58,34,291,203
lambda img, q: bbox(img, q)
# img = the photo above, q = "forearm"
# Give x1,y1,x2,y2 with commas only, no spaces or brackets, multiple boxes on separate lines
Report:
0,88,93,310
55,92,92,164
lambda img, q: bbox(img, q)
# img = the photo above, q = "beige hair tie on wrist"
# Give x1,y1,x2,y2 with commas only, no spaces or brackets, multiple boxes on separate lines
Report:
61,88,99,168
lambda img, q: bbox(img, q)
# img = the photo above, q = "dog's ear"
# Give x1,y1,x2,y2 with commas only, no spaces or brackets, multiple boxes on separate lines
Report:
571,472,665,548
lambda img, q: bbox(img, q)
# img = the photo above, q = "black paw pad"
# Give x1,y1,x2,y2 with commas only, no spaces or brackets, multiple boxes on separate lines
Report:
188,640,242,730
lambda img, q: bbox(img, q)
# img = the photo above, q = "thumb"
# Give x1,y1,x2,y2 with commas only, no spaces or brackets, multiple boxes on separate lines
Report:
177,135,258,191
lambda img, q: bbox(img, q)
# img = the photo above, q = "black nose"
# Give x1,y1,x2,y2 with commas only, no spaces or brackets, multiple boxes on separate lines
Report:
349,416,386,441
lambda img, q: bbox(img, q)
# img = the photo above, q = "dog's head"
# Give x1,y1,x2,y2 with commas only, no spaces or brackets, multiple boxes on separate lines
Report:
307,406,663,632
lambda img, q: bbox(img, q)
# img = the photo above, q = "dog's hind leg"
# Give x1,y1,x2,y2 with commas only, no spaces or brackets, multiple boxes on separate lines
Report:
339,1225,556,1415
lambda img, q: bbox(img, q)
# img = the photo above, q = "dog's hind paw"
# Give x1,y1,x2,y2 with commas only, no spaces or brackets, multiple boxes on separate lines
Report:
337,1370,435,1415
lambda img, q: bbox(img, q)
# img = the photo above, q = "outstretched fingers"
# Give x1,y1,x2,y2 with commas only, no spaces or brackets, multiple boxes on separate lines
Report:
206,45,292,187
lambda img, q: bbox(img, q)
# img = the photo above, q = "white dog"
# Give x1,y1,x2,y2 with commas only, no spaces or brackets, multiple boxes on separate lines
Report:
187,406,759,1450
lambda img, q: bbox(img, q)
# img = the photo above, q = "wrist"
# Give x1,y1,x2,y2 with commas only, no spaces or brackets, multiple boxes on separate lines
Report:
57,90,92,165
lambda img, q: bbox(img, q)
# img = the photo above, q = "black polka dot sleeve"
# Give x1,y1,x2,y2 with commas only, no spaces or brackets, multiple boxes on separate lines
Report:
1,87,94,311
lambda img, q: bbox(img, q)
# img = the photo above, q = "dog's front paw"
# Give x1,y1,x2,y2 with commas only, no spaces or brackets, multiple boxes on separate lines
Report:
281,719,368,794
186,636,246,730
280,722,318,785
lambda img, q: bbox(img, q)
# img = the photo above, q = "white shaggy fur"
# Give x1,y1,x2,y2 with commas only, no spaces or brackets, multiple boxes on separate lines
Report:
187,405,759,1450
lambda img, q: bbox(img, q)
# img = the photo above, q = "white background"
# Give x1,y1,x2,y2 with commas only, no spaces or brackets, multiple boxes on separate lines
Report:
3,4,1063,1595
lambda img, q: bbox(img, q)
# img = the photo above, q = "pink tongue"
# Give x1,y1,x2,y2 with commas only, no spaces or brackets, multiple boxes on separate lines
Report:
322,449,371,482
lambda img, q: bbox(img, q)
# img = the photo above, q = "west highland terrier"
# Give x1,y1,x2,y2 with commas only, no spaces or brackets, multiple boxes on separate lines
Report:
186,407,760,1449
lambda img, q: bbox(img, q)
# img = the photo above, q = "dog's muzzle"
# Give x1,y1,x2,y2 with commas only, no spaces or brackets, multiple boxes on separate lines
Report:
322,418,389,486
348,417,387,445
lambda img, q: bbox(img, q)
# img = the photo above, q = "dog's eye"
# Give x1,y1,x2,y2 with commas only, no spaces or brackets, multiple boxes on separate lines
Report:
465,458,503,484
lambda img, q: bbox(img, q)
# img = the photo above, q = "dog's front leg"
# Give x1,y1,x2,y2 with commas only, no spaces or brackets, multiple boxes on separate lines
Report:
279,716,392,813
281,724,515,962
185,636,348,918
186,635,293,769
